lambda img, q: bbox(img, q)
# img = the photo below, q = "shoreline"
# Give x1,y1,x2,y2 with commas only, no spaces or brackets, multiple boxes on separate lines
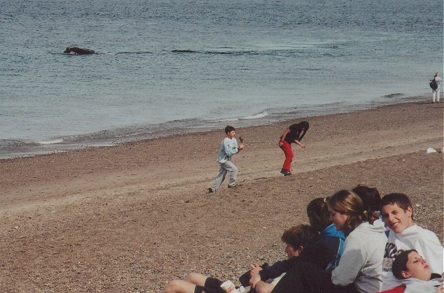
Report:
0,101,442,292
0,96,428,160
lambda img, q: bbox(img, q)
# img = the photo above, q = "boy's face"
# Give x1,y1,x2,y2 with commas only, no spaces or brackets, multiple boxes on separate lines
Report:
381,203,413,233
402,251,431,281
227,130,236,139
284,243,300,258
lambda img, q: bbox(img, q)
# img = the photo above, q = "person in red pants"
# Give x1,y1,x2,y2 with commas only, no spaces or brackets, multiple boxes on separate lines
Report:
278,121,309,176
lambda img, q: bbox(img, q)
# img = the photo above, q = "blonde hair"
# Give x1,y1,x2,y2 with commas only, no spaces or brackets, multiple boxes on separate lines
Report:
328,190,364,234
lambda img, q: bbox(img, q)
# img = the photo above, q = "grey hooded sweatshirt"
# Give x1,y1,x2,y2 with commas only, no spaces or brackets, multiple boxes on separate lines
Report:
331,222,387,293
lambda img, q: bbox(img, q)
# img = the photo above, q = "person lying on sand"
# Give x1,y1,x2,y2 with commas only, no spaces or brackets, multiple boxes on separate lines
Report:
392,249,443,293
163,224,318,293
249,197,345,293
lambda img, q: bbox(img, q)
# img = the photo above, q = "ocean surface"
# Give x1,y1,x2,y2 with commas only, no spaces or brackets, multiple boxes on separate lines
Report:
0,0,442,159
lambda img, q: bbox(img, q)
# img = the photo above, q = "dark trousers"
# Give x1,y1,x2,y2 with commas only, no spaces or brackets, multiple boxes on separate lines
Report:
194,277,224,293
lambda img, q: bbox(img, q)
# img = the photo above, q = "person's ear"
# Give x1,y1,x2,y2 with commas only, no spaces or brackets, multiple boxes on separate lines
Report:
401,270,411,279
406,206,413,218
297,246,304,253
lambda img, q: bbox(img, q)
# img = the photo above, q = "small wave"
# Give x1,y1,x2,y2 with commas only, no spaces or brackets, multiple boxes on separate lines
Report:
206,50,259,55
171,49,197,53
240,111,269,120
37,138,64,145
0,139,39,148
216,117,239,122
115,51,153,55
383,93,405,99
171,49,260,55
52,51,154,55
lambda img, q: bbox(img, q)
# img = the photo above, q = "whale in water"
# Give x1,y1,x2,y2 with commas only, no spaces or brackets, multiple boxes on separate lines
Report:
63,47,95,55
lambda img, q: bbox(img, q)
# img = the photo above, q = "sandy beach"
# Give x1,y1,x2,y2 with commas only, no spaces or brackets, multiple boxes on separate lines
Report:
0,101,443,293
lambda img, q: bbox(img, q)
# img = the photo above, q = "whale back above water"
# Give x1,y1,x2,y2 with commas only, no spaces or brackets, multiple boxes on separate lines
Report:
64,47,95,55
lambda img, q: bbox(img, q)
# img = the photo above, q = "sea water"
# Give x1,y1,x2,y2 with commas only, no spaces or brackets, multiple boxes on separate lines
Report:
0,0,442,158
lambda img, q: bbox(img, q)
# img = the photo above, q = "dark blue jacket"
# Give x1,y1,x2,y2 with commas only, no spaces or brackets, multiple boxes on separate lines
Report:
259,224,345,281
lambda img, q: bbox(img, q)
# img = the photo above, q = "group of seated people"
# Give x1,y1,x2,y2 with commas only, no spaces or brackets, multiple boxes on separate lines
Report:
163,186,443,293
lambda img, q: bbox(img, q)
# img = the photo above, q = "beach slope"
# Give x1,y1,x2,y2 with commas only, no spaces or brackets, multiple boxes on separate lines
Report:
0,102,442,292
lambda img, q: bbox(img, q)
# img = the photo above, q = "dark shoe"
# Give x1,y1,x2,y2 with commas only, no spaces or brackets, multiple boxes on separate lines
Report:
208,188,214,194
283,171,292,176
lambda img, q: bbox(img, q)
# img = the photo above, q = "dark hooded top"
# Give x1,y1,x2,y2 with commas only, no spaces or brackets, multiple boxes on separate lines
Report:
282,121,309,144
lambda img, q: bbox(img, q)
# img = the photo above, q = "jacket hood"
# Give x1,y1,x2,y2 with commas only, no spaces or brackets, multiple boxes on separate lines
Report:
360,221,386,233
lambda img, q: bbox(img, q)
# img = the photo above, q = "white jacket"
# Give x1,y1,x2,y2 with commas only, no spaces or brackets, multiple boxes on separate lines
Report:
332,222,387,293
402,277,443,293
381,224,444,290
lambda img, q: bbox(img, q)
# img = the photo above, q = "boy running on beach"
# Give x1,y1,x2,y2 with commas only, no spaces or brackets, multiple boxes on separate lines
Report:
208,125,245,193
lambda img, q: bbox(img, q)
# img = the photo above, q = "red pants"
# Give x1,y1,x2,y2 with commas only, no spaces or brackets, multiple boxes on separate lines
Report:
280,141,294,172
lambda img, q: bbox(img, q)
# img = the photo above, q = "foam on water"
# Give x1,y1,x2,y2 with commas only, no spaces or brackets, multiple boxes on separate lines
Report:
241,111,270,120
37,139,64,145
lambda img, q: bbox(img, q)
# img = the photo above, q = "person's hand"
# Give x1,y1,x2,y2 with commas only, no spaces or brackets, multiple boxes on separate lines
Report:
435,285,444,293
249,272,261,289
295,140,305,148
238,143,245,150
249,263,262,277
278,140,284,147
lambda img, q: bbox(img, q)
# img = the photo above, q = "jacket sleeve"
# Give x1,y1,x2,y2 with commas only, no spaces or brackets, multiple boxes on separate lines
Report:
259,259,294,281
418,231,444,274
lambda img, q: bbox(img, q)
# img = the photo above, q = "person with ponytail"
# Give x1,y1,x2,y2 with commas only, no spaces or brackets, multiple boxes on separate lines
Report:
351,185,384,227
328,190,387,293
306,197,346,270
269,191,386,293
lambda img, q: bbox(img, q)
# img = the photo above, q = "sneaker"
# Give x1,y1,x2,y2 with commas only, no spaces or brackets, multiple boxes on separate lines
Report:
280,168,286,174
228,185,236,189
283,171,292,176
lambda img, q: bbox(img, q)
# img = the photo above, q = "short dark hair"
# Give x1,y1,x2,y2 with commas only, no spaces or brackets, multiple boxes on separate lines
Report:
224,125,235,134
392,249,417,280
307,197,331,232
281,224,319,250
381,193,414,220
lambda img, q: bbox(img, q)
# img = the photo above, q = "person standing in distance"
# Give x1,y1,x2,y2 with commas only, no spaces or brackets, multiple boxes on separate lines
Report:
431,72,442,103
278,121,309,176
208,125,245,193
